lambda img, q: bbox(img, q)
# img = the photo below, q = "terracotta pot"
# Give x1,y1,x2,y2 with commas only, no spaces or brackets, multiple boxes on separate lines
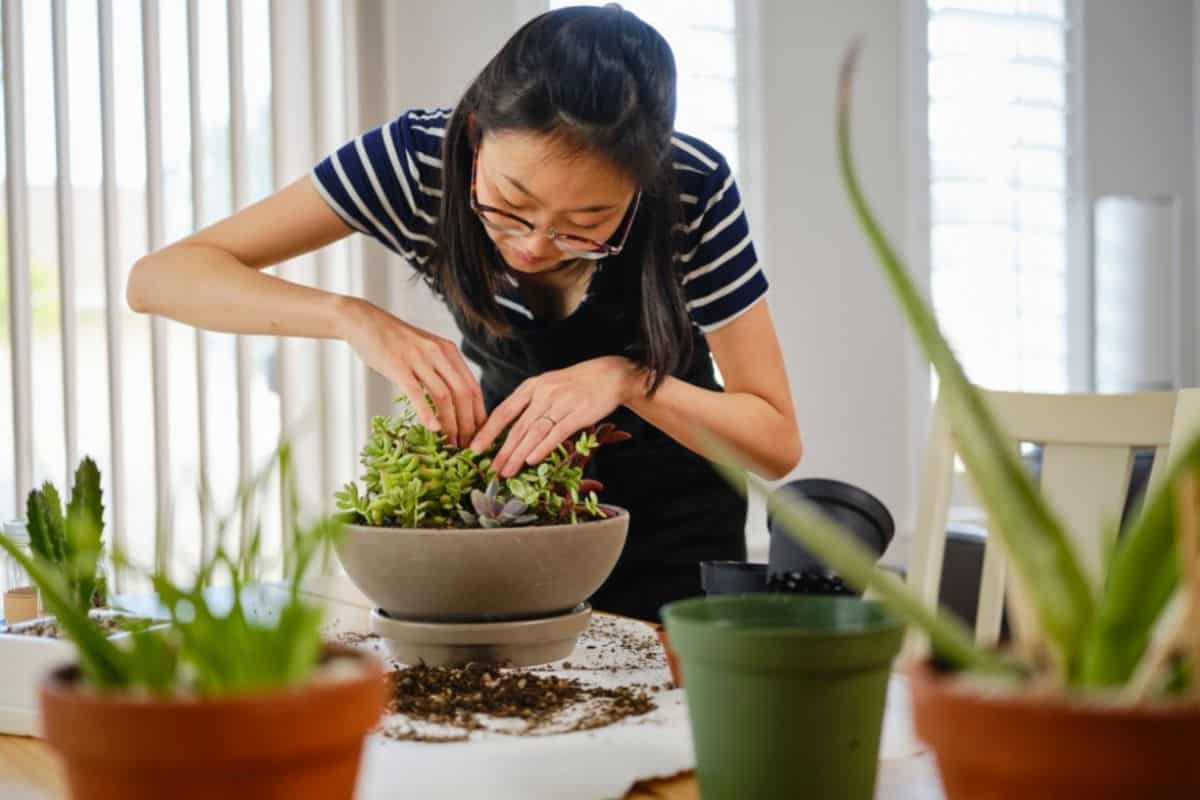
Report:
910,660,1200,799
336,508,629,622
652,624,683,687
40,645,387,800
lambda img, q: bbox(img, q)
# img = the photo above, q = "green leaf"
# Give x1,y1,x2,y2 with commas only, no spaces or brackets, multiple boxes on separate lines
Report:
127,630,178,696
41,483,67,564
64,458,105,611
0,532,131,689
25,489,56,563
273,602,324,685
67,457,105,548
1078,433,1200,685
838,42,1092,672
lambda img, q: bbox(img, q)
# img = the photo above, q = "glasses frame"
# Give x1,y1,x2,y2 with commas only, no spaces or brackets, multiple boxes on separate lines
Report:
469,146,642,259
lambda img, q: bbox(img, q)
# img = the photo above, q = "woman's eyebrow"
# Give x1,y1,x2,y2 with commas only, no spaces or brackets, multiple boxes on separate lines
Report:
502,173,617,213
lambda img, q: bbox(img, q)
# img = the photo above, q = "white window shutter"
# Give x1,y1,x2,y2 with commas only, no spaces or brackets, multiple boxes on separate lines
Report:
927,0,1074,393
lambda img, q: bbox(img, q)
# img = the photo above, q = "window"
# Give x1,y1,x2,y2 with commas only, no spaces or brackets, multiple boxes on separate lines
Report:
926,0,1077,394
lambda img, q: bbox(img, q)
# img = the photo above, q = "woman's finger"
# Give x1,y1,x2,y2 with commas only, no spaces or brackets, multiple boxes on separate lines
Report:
492,395,546,475
471,384,532,454
498,412,559,478
389,367,441,433
524,411,585,465
411,362,459,445
431,356,478,448
442,342,488,441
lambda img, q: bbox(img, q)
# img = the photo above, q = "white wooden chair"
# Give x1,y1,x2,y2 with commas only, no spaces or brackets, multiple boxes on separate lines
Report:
904,387,1200,656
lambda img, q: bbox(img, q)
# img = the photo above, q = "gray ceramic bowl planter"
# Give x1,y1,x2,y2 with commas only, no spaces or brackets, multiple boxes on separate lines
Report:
336,509,629,666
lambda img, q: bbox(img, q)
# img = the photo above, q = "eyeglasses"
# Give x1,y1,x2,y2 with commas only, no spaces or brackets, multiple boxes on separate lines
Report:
469,147,641,260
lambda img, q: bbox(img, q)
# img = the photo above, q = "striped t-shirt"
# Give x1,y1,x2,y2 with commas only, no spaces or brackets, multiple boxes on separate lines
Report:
311,109,767,332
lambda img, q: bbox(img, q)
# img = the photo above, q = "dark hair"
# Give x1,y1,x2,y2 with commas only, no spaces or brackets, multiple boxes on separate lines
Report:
433,4,692,391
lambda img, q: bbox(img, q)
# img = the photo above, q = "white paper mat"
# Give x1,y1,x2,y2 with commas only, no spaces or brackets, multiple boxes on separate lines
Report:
315,602,922,800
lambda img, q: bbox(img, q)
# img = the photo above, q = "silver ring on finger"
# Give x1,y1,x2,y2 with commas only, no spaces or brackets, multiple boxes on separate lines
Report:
537,414,558,426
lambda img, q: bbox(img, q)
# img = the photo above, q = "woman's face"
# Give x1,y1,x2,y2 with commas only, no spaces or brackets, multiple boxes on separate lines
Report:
474,131,637,274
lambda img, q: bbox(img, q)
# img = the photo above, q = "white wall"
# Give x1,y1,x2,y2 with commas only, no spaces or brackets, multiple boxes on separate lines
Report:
1086,0,1196,388
756,2,914,547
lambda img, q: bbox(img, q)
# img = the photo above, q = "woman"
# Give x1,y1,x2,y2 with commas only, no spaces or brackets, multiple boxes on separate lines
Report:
127,5,801,621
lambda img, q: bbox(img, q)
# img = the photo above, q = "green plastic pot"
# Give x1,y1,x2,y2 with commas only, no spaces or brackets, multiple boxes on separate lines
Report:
661,594,904,800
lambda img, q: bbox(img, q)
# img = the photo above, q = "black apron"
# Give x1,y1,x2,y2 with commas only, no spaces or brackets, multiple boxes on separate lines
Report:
452,260,747,622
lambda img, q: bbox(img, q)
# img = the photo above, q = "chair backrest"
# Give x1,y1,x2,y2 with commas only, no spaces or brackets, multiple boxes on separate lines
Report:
905,388,1200,654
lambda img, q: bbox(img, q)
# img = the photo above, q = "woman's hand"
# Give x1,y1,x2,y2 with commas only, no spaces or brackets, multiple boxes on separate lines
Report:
469,356,641,477
341,298,486,447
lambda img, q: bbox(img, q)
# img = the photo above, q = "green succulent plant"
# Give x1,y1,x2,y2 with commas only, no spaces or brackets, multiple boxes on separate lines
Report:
335,400,631,528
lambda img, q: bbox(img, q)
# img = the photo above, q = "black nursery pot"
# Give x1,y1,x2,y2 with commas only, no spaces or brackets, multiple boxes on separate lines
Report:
768,479,895,579
699,561,769,596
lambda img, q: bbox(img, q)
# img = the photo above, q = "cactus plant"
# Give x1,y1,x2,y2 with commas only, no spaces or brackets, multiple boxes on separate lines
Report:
24,456,108,614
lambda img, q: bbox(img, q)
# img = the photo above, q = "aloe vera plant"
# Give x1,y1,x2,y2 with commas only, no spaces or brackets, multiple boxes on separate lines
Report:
710,41,1200,697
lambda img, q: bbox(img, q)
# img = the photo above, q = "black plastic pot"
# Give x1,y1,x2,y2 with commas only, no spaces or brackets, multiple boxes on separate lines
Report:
767,479,894,579
699,561,768,596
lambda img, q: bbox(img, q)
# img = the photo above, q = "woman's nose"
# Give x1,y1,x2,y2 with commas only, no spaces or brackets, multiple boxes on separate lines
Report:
522,231,561,260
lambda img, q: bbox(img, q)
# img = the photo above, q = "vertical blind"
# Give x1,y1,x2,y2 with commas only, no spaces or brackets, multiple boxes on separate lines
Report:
1,0,363,588
927,0,1074,394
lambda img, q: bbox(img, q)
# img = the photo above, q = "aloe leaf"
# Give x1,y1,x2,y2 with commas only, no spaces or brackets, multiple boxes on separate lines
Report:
707,442,1023,677
0,533,131,689
128,629,177,696
837,42,1092,670
1078,433,1200,685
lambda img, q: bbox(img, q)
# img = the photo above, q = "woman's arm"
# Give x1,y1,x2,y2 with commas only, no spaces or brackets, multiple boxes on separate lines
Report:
624,299,801,478
126,176,487,445
127,176,357,337
474,298,802,480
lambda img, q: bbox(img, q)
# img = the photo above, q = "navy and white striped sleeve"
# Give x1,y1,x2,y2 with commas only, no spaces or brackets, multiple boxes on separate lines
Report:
673,136,768,332
309,109,450,273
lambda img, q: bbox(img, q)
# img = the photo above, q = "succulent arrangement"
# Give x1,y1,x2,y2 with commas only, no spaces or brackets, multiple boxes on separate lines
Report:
23,457,108,614
711,41,1200,698
335,402,631,529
